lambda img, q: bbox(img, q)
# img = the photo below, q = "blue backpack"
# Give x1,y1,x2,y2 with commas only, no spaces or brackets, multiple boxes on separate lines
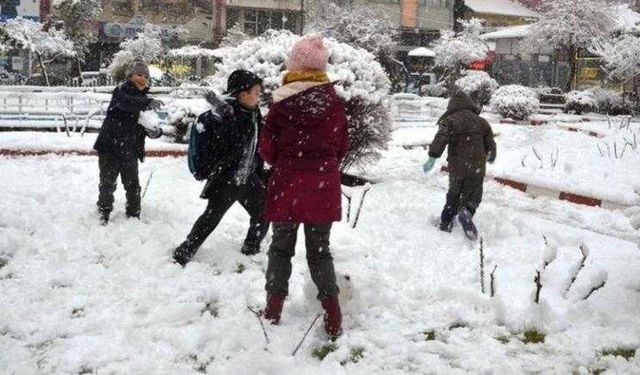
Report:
187,117,212,181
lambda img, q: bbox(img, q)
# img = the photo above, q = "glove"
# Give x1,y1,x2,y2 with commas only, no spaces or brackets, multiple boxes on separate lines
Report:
147,99,164,110
146,126,162,139
423,157,436,173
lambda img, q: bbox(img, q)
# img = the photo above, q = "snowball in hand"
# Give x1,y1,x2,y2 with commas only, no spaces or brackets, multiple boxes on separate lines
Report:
139,110,161,132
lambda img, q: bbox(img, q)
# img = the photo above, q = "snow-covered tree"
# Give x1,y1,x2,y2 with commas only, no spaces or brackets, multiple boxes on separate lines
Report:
219,23,250,48
591,26,640,84
306,1,403,87
52,0,102,84
525,0,617,90
206,30,391,169
433,18,488,90
3,17,75,86
107,24,164,82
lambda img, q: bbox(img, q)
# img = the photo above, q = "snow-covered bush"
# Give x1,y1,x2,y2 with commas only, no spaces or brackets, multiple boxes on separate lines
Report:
564,90,597,115
455,70,498,107
590,89,633,116
205,30,392,169
107,25,164,82
168,106,198,143
490,85,540,120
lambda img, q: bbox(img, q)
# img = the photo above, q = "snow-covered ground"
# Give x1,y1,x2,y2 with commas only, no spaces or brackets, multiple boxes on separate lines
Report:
1,144,639,373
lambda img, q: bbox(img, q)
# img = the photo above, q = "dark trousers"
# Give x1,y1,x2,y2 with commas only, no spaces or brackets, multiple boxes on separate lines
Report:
97,152,140,216
265,222,339,299
441,174,484,224
175,175,269,260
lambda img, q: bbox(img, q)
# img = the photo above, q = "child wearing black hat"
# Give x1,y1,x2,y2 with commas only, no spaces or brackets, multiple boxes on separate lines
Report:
94,57,164,225
173,69,270,266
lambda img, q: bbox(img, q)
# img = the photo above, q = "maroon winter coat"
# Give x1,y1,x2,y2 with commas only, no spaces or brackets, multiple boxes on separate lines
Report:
260,82,349,223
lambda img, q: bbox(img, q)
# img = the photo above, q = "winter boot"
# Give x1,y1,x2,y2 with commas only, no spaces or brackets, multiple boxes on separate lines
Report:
321,296,343,339
173,246,191,267
439,219,454,232
263,293,285,324
127,213,140,220
457,207,478,241
240,241,260,256
99,211,110,226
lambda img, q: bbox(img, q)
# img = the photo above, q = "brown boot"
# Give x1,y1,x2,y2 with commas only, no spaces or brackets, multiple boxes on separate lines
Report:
263,293,285,324
321,296,343,339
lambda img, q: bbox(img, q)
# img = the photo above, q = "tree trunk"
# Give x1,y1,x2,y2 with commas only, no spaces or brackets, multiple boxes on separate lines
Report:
566,46,578,92
36,52,50,87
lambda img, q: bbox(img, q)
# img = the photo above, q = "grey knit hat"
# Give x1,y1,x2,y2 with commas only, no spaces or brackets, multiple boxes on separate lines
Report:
127,57,150,78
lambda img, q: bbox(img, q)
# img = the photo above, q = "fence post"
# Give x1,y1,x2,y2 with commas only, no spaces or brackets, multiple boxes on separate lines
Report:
18,96,23,124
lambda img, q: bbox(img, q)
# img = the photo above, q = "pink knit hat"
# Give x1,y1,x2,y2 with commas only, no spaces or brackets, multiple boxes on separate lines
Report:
286,35,329,72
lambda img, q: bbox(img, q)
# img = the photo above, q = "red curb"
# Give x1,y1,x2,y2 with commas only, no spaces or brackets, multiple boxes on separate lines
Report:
439,165,621,209
494,177,528,192
0,149,187,157
530,120,547,126
559,192,601,207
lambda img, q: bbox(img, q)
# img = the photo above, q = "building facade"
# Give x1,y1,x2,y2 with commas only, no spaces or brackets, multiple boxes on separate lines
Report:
212,0,454,51
212,0,303,40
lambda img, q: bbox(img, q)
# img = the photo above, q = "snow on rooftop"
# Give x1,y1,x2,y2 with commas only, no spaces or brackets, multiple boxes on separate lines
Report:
167,45,220,59
408,47,436,57
465,0,538,17
482,24,532,40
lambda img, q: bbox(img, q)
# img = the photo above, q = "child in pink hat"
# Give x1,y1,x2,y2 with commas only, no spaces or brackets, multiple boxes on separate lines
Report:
260,35,349,340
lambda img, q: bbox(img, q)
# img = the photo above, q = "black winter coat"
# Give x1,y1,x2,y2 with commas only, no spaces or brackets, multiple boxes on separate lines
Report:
199,96,265,199
429,93,497,178
93,80,155,161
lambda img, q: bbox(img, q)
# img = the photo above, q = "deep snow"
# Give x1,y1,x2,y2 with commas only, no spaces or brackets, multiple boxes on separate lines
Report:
1,145,639,373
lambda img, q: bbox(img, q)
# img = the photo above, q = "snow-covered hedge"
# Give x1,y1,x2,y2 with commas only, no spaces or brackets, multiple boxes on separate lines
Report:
455,70,498,107
564,90,597,115
204,30,392,169
590,89,634,116
490,85,540,120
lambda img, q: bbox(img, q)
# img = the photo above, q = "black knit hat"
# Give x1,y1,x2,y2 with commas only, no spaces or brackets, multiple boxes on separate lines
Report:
224,69,263,96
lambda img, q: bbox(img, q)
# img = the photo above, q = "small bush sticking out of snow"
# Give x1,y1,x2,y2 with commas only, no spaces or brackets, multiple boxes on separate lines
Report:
599,347,637,360
311,343,338,360
522,330,546,344
564,90,597,115
423,330,436,341
490,85,540,120
455,70,498,107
